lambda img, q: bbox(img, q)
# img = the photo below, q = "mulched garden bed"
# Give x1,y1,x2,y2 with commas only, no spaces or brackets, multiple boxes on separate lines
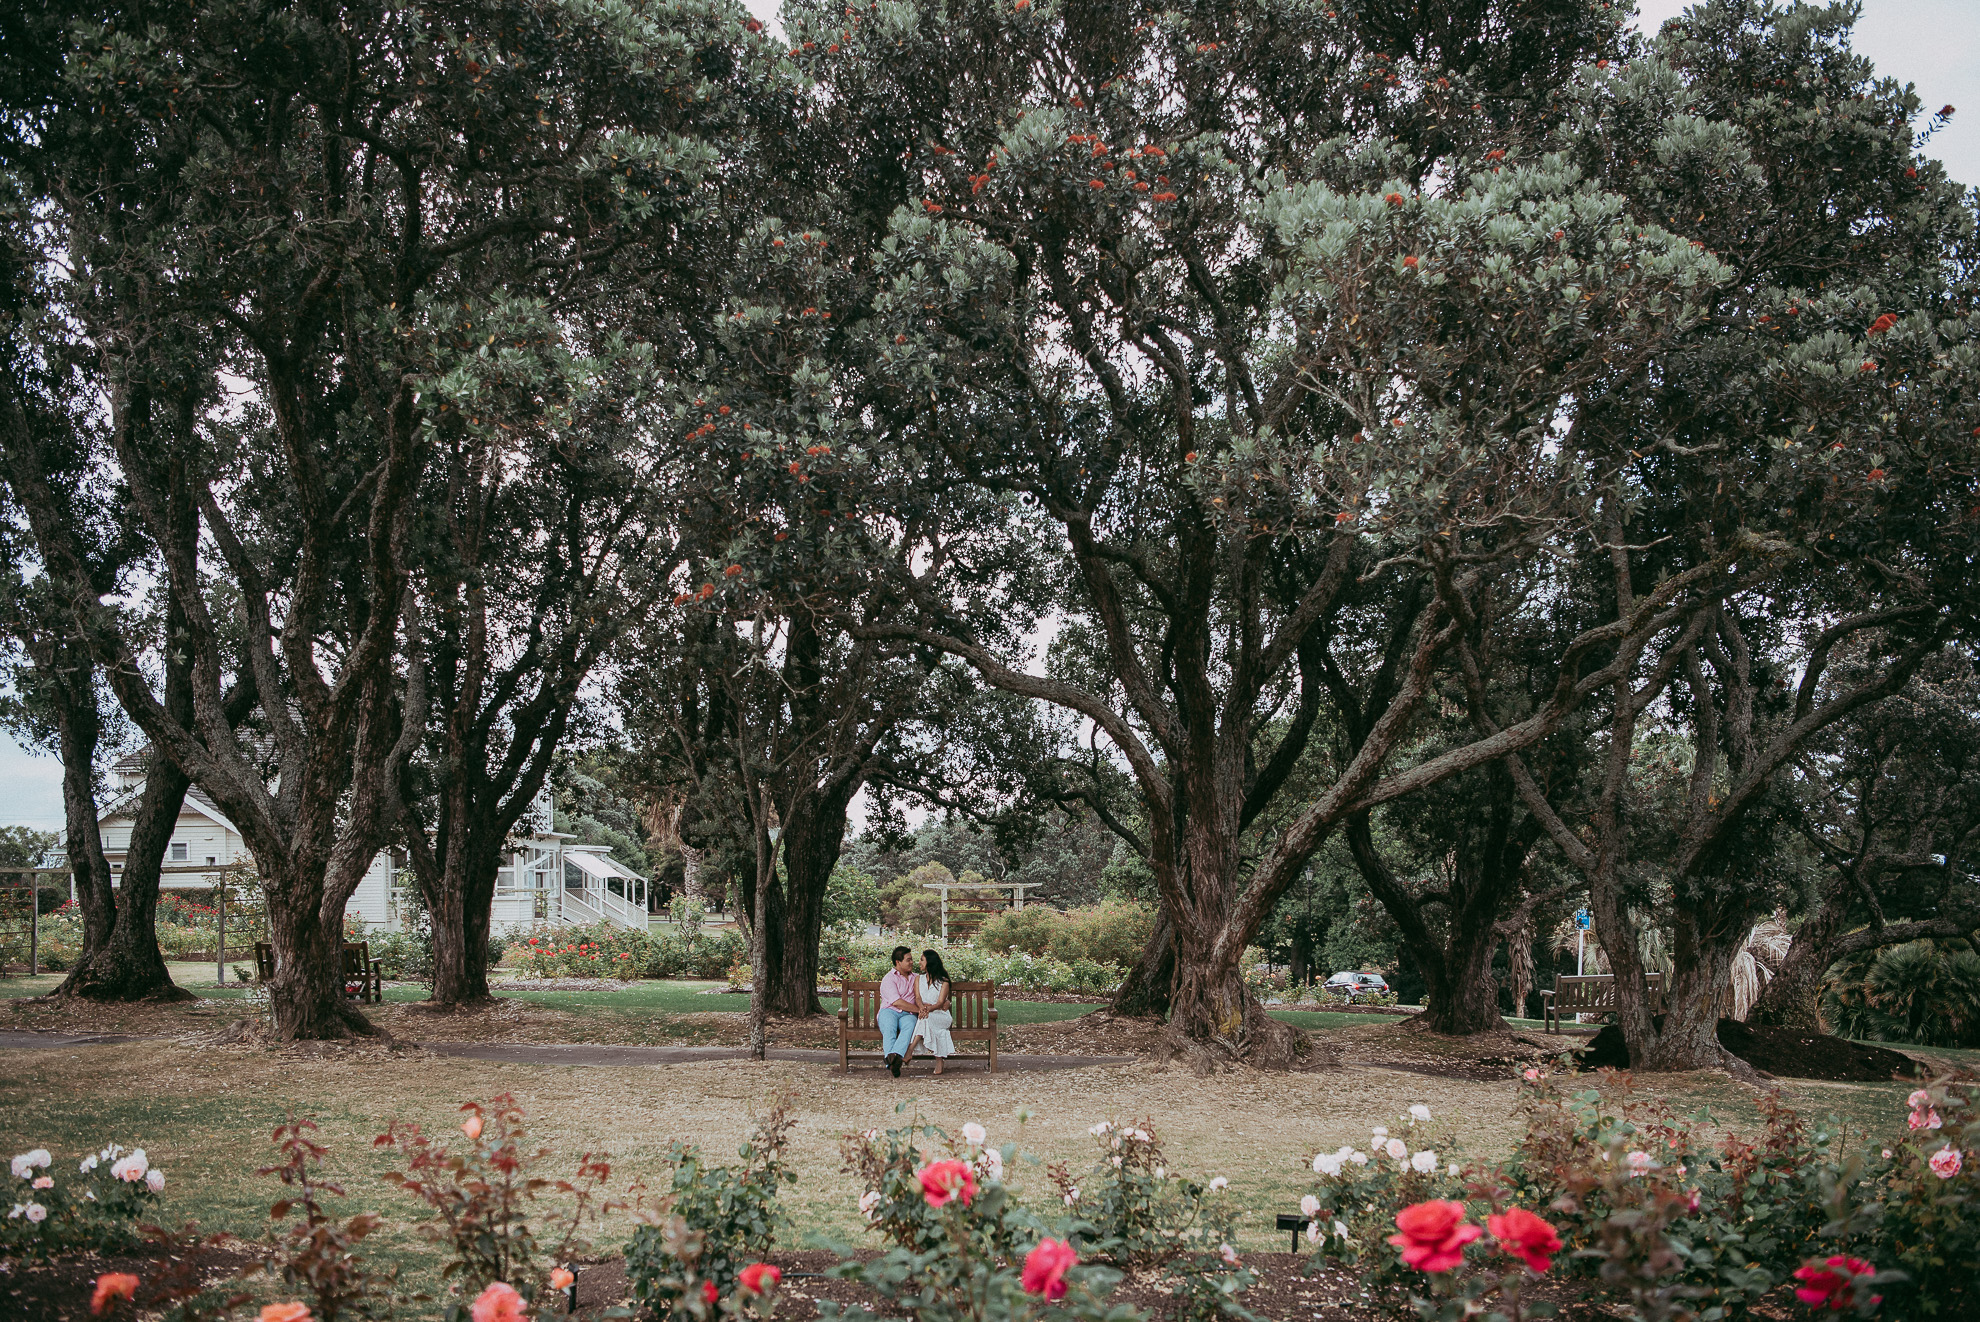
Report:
567,1248,1805,1321
1576,1018,1924,1081
3,1238,263,1321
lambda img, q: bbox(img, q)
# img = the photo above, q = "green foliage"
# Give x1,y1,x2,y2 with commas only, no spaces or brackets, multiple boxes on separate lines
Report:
1,1142,167,1262
1822,940,1980,1046
832,1117,1136,1322
976,901,1153,970
823,865,881,928
625,1105,796,1313
1055,1121,1256,1322
512,920,744,981
880,862,954,929
0,826,56,869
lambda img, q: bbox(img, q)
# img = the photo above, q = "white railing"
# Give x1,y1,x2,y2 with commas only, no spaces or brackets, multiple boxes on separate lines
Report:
558,891,604,927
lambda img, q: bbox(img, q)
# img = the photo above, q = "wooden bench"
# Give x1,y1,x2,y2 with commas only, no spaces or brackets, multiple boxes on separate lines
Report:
255,941,384,1004
837,979,998,1073
1540,973,1665,1033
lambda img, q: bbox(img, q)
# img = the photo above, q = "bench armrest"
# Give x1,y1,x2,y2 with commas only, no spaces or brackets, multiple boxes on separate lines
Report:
1538,990,1555,1002
987,1007,997,1024
837,1007,849,1023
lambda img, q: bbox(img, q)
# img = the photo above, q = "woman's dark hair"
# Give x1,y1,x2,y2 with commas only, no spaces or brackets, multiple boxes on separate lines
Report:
922,949,951,985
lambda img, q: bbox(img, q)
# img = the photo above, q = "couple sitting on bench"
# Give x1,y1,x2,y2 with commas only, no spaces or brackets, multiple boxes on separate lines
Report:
878,945,955,1077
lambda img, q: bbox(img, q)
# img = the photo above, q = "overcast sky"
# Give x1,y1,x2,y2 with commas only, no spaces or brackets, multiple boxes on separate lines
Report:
3,0,1972,834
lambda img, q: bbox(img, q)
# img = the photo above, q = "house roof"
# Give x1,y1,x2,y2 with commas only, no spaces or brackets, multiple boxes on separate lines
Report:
564,848,641,882
97,777,241,836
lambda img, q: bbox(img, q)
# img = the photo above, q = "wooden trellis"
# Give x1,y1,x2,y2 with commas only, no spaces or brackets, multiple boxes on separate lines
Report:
923,880,1044,944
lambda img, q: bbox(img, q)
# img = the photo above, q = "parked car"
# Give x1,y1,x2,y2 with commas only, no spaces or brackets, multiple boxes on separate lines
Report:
1323,971,1390,1000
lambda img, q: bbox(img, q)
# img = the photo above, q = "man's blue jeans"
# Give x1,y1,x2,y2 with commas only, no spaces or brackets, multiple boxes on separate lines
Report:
878,1007,916,1058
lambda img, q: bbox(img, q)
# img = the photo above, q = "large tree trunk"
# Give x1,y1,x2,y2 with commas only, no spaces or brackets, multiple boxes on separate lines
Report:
57,749,192,1002
411,793,504,1009
1110,907,1175,1017
760,801,846,1017
1166,936,1306,1068
43,638,114,976
1629,891,1754,1073
262,868,374,1040
1345,814,1516,1037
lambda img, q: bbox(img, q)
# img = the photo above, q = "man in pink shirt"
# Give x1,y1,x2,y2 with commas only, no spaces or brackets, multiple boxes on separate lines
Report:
878,946,918,1077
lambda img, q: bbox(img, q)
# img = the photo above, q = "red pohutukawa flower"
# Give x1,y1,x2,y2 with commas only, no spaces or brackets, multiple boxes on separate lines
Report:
738,1263,782,1294
1792,1256,1879,1311
1387,1200,1482,1273
1022,1238,1078,1299
916,1159,978,1209
1486,1207,1562,1273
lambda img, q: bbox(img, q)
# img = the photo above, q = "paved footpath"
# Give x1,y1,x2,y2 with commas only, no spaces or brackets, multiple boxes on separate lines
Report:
0,1030,1131,1073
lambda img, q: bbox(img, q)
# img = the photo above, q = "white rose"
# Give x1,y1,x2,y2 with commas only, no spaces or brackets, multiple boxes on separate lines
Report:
1408,1105,1432,1123
1348,1150,1368,1166
961,1123,986,1146
25,1203,46,1223
1153,1165,1166,1179
79,1155,98,1174
110,1150,149,1183
8,1157,28,1180
859,1190,881,1218
1305,1219,1322,1244
1089,1121,1112,1137
1312,1153,1342,1177
1410,1150,1437,1174
7,1204,21,1219
146,1169,166,1193
981,1149,1004,1182
1334,1220,1350,1240
1064,1186,1081,1206
1448,1163,1459,1177
1112,1155,1123,1168
1207,1176,1228,1191
1371,1126,1388,1140
1300,1194,1321,1217
1384,1139,1407,1161
1128,1128,1150,1142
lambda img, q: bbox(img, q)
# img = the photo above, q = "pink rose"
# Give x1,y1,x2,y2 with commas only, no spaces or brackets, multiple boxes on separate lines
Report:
1021,1238,1077,1299
1929,1147,1963,1180
469,1283,524,1322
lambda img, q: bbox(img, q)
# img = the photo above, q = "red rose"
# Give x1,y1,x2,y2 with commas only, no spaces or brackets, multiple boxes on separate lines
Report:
916,1159,978,1209
700,1280,719,1304
737,1264,782,1295
1387,1200,1482,1273
1793,1256,1878,1311
1486,1207,1562,1273
90,1273,140,1316
1022,1239,1078,1299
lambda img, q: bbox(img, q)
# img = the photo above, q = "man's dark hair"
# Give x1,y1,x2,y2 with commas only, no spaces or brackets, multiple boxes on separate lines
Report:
891,945,912,965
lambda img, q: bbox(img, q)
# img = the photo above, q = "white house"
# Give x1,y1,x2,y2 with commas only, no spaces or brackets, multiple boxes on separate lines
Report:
95,759,654,934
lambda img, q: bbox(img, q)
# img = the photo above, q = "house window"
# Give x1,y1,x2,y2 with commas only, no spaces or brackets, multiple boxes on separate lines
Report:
170,843,187,861
206,856,217,866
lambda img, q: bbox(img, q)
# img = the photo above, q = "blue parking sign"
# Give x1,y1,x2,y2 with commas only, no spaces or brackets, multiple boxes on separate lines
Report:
1574,908,1591,930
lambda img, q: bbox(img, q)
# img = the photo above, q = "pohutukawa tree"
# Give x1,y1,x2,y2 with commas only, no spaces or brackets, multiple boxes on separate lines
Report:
1747,648,1980,1028
0,0,778,1038
769,0,1744,1062
1474,0,1980,1071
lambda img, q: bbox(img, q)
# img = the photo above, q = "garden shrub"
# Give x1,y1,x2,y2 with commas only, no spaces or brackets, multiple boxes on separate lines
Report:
832,1117,1130,1322
624,1104,796,1313
1298,1073,1980,1321
377,1094,621,1314
1822,939,1980,1046
1054,1120,1255,1322
975,900,1152,970
823,865,881,928
3,1141,168,1261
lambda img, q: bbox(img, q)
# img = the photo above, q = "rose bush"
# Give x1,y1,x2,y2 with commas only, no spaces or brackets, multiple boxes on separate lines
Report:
3,1142,167,1261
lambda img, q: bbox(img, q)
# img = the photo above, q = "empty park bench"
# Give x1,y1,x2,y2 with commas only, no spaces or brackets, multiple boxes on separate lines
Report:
838,978,999,1072
255,941,384,1004
1540,972,1665,1033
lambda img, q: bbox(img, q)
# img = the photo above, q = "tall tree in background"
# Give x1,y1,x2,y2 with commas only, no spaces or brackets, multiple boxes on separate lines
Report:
1475,0,1980,1070
0,193,201,1002
778,0,1734,1063
0,0,779,1038
1747,648,1980,1027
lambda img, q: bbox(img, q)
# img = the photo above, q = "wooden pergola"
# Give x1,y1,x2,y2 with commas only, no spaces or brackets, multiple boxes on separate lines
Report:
922,879,1045,944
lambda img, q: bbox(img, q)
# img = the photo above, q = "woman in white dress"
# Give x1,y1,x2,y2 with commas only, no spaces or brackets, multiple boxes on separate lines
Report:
907,949,955,1075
